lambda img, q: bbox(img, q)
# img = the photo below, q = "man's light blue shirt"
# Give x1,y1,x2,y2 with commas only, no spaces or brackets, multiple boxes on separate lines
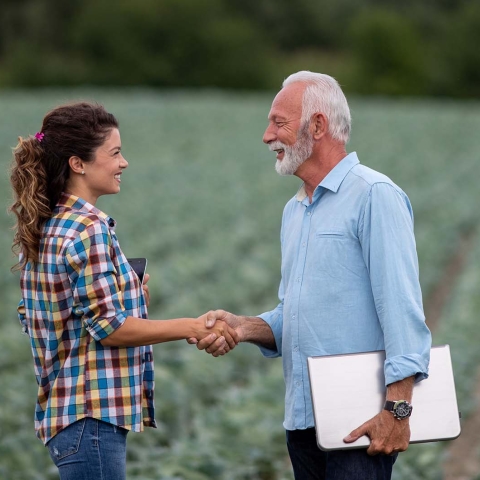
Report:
258,152,431,431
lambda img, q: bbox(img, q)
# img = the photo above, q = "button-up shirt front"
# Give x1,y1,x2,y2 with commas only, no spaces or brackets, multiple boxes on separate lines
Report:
259,152,431,431
18,193,156,444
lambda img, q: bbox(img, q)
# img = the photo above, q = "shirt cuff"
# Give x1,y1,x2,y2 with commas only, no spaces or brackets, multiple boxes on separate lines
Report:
83,310,128,341
384,353,430,386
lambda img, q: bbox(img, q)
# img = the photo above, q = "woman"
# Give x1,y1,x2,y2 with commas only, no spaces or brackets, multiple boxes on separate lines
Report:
9,102,237,480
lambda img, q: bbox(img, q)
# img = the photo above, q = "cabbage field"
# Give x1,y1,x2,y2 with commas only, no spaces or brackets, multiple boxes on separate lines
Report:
1,89,479,479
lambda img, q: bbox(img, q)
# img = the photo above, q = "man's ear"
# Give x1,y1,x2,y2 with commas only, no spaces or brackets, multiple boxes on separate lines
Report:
312,113,328,140
68,156,85,175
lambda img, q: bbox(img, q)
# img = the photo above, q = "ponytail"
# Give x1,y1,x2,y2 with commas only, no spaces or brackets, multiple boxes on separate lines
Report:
10,136,51,270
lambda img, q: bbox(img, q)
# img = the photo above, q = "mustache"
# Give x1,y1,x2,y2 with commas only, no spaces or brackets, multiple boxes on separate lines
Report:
268,141,288,151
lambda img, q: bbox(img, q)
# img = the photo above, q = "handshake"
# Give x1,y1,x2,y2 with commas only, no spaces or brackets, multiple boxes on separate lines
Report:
189,310,243,357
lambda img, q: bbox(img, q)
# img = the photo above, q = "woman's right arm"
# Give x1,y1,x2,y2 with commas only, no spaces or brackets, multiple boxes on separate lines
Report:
100,313,238,349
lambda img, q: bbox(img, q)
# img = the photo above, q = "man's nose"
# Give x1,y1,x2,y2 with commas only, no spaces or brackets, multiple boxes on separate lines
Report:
262,124,276,144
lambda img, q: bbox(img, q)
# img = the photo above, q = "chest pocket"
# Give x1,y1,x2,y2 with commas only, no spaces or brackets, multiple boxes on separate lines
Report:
312,229,365,279
315,231,346,238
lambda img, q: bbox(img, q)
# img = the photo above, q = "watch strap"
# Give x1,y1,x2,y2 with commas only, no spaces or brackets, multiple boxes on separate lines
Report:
384,400,396,412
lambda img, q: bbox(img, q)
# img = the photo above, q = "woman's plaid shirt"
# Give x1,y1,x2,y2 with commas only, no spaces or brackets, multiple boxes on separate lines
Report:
18,193,156,444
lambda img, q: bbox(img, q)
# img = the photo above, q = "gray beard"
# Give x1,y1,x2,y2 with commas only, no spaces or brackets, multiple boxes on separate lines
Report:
273,130,314,176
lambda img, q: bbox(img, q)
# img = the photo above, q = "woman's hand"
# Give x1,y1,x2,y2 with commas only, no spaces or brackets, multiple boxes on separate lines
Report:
142,273,150,307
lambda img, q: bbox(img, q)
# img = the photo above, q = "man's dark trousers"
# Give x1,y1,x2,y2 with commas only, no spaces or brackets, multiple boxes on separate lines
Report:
286,428,397,480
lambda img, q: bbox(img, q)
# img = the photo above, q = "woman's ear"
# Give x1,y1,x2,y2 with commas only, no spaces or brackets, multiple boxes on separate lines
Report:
68,156,85,175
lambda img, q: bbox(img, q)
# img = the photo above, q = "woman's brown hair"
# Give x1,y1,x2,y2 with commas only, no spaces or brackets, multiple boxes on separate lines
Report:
9,102,118,270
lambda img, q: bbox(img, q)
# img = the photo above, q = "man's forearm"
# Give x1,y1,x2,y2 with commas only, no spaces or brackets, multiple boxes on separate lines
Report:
386,376,415,402
238,315,276,350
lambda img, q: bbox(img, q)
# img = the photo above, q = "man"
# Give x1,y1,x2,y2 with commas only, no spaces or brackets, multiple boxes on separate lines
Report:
192,71,432,480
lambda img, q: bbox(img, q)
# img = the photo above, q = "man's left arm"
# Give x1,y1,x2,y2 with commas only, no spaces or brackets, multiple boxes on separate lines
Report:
347,182,432,454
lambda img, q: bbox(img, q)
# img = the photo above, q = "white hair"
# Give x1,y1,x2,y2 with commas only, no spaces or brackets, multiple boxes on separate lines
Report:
282,71,351,144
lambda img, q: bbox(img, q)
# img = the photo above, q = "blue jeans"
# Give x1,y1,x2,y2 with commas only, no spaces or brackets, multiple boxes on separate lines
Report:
286,428,397,480
46,418,128,480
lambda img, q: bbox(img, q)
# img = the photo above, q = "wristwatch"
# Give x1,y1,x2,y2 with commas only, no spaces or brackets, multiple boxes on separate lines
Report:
384,400,413,420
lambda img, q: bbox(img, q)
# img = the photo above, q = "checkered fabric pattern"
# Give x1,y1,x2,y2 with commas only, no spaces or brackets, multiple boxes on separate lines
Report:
18,193,156,444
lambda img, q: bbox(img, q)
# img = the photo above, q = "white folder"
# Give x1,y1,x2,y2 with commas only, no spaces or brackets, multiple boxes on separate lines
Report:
307,345,461,451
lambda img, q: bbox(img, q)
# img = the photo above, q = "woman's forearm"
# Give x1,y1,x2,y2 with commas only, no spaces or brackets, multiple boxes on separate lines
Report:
100,316,218,347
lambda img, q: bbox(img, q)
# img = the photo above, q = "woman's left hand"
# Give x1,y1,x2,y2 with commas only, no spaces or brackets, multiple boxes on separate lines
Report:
142,273,150,307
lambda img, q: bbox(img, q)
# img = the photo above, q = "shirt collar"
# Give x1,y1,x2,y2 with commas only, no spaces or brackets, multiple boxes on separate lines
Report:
295,152,360,202
55,193,116,229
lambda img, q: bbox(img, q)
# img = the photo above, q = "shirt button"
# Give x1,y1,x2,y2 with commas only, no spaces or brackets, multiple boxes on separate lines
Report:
296,381,301,387
292,314,296,319
307,212,311,216
296,277,301,282
294,346,299,352
302,242,306,247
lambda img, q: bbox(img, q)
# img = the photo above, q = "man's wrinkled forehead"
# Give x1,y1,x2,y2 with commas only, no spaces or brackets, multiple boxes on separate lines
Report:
268,82,306,121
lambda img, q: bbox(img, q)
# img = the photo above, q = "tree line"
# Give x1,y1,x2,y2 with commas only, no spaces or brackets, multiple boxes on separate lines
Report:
1,0,479,97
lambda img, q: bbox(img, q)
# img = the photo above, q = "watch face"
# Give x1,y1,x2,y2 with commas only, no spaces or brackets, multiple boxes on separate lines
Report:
394,401,412,419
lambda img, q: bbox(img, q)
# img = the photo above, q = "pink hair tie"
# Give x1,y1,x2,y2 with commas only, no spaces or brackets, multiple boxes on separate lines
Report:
34,132,45,142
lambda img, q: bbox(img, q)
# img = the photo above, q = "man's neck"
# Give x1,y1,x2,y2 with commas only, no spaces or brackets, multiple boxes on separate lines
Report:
296,143,348,202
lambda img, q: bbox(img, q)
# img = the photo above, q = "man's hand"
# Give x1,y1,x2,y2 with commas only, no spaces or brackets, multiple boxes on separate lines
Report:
190,310,240,357
142,273,150,307
187,310,244,356
343,375,415,454
343,410,411,456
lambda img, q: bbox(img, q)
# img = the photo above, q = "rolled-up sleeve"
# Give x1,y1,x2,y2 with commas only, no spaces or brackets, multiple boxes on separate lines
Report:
359,182,431,385
64,220,127,341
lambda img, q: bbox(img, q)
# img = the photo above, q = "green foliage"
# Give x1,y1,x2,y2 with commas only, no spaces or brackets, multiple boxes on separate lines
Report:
437,2,480,97
1,0,480,96
1,89,480,479
348,10,427,95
